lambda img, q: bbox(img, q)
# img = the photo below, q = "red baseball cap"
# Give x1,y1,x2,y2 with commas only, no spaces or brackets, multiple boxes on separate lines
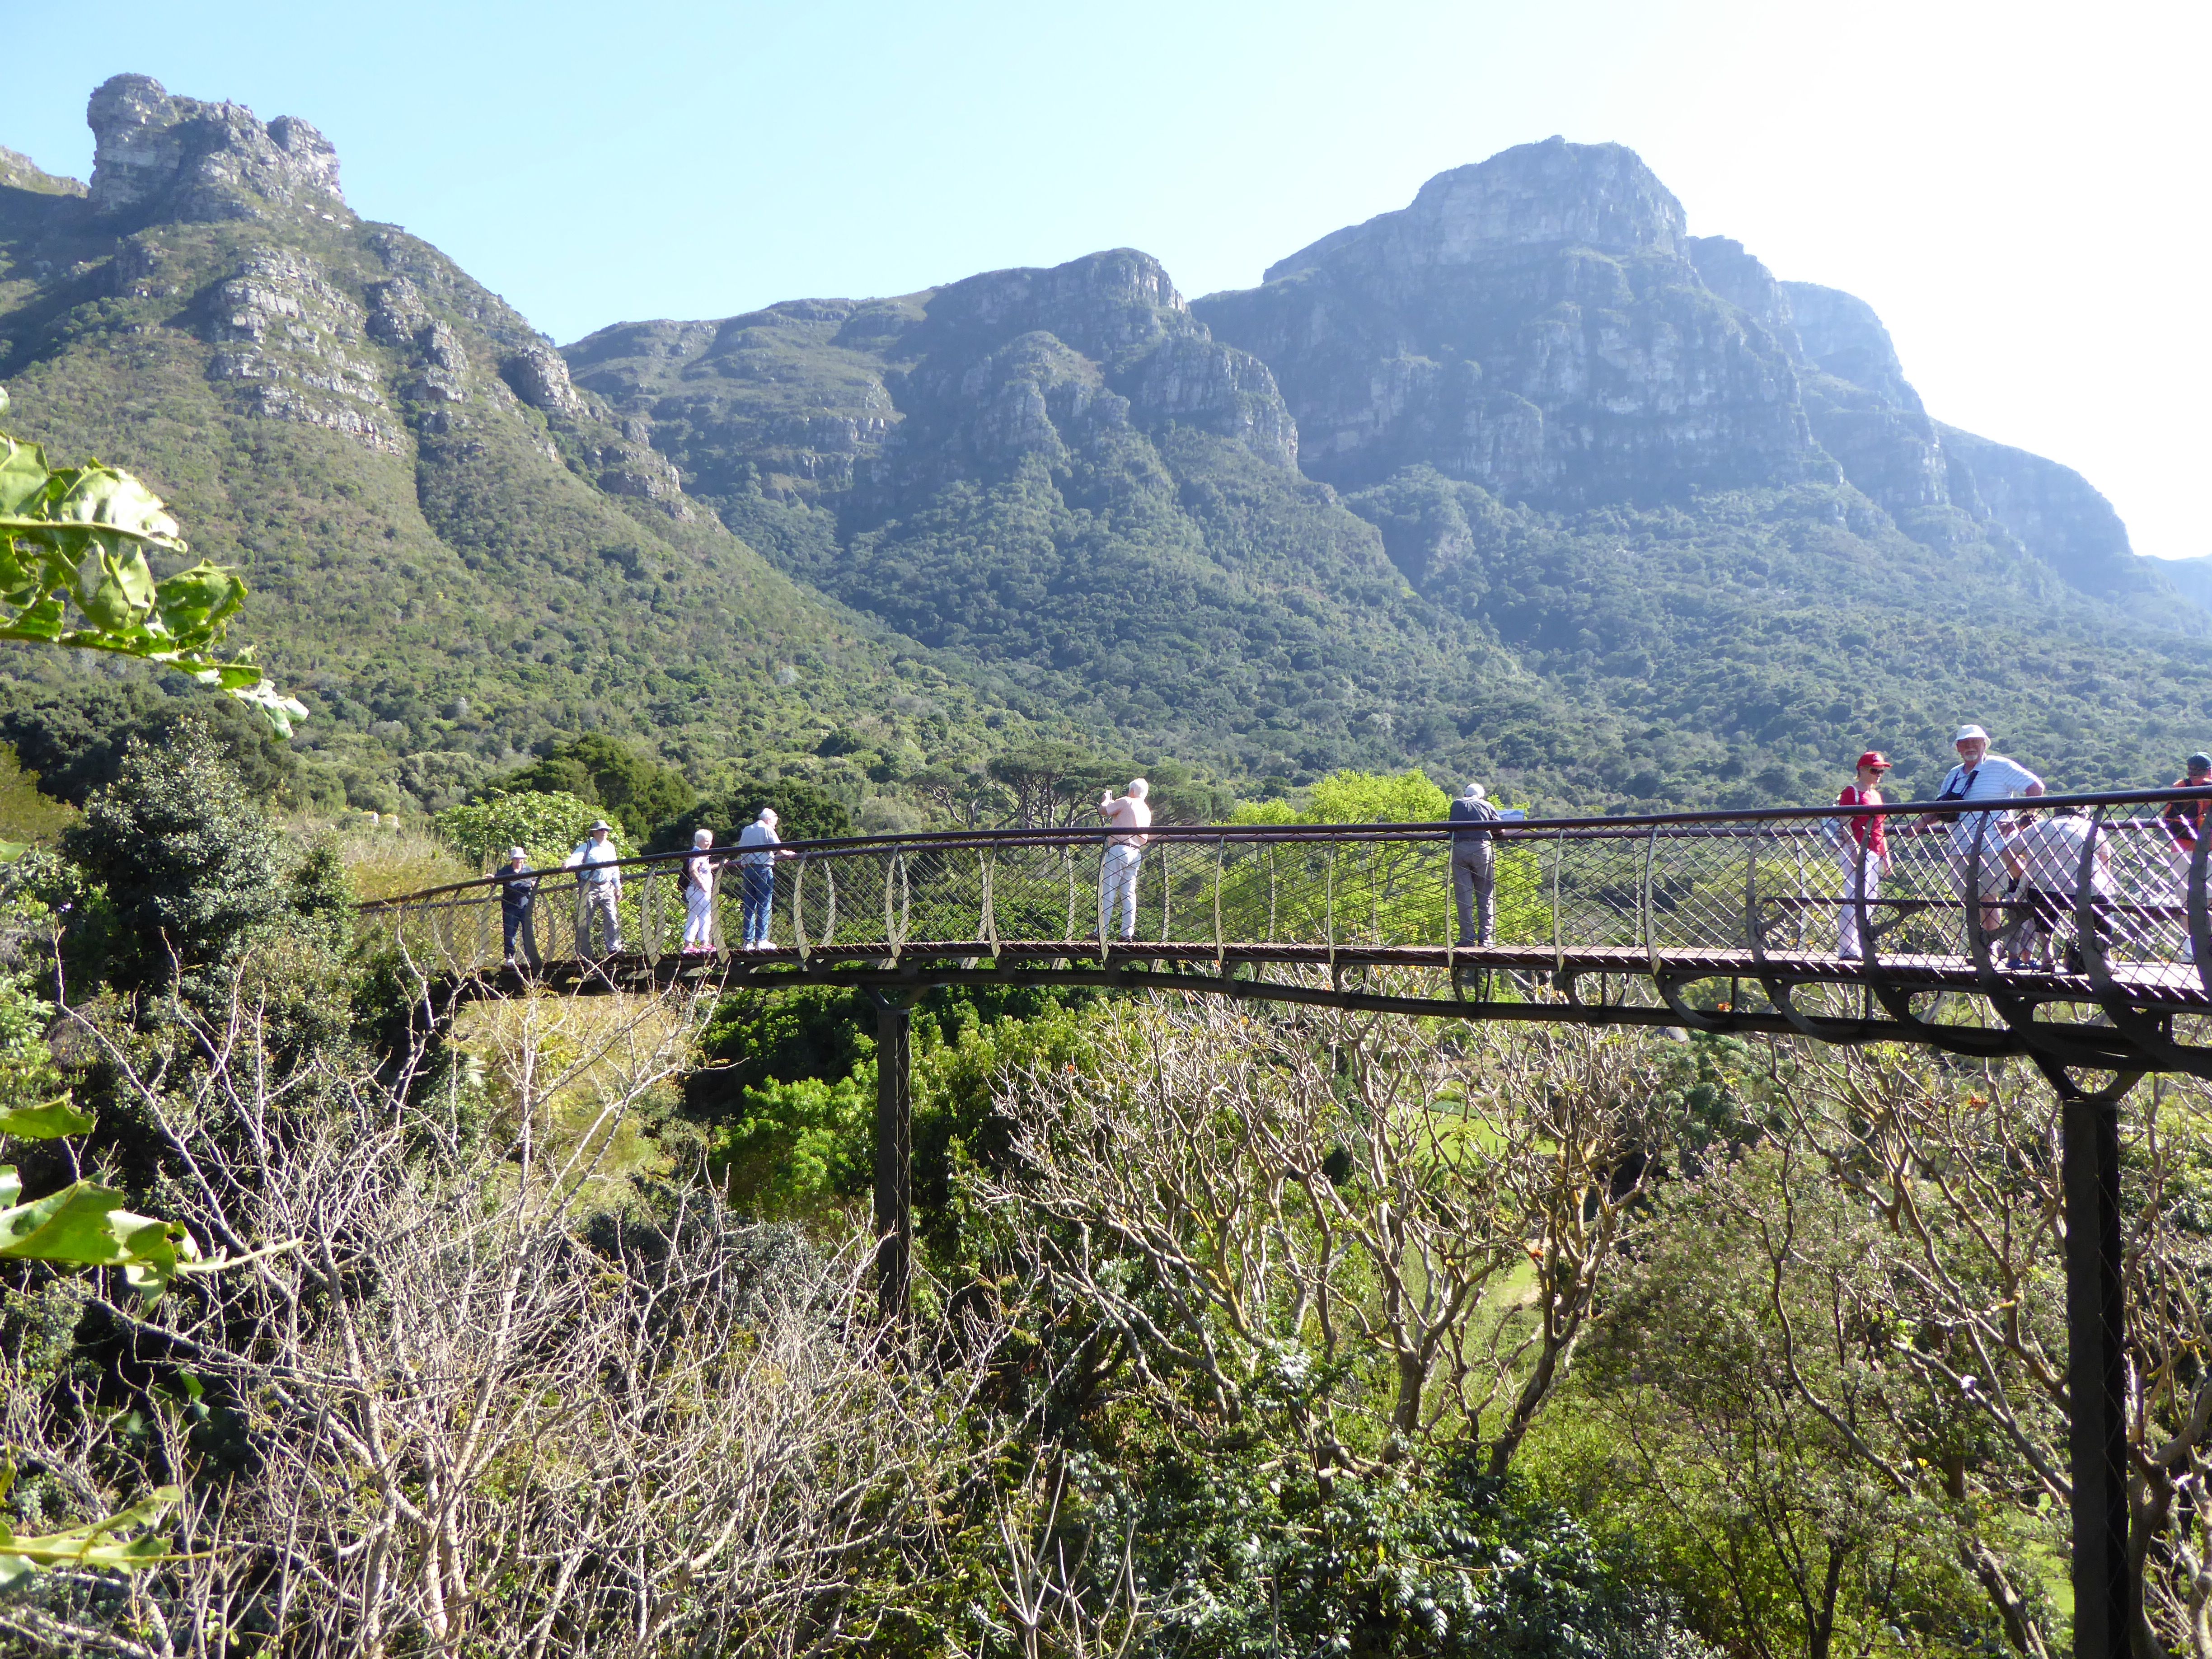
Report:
1856,751,1892,771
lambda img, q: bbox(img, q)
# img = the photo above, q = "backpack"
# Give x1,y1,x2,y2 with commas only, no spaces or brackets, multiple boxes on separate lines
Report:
1931,766,1979,825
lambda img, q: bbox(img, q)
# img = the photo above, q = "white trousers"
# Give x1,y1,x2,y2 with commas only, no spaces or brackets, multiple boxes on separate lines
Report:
1838,852,1879,959
1100,844,1142,939
683,884,715,948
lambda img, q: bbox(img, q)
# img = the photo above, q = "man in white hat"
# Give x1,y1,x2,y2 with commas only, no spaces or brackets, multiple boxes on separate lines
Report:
1447,781,1502,946
496,845,540,968
569,819,625,956
1933,725,2042,937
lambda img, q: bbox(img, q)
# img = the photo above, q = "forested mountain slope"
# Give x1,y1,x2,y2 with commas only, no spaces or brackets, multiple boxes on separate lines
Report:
573,140,2212,807
4,81,2204,815
0,77,1023,817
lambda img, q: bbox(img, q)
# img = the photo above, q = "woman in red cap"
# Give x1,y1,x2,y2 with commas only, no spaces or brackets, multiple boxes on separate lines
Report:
1836,751,1893,959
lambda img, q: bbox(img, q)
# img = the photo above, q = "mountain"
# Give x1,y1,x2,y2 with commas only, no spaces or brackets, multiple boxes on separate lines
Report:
4,85,2207,816
561,253,1543,786
572,139,2212,806
0,76,1024,820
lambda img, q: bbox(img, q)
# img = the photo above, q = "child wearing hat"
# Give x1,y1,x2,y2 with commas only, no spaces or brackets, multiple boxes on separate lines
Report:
1835,751,1893,960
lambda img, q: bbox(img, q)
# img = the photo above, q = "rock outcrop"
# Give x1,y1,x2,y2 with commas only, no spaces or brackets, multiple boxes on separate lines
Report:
87,74,347,225
204,248,401,452
1187,139,2191,621
1195,139,1829,501
1776,280,1952,523
565,247,1298,510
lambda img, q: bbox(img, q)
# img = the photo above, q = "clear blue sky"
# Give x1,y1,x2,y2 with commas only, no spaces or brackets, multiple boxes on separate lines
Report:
10,0,2205,559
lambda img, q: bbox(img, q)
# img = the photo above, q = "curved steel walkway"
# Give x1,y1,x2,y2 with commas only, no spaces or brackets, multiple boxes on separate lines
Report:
363,784,2212,1652
366,786,2212,1097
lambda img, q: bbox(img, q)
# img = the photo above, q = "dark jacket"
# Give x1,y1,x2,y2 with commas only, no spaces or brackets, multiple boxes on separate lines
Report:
1448,797,1500,847
495,867,539,915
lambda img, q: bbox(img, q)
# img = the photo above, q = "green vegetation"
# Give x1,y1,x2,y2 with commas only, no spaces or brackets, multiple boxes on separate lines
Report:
432,787,609,869
0,385,299,731
11,703,2212,1654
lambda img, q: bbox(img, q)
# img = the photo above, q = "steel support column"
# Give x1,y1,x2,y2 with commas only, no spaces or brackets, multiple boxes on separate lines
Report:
2062,1083,2134,1659
872,991,914,1325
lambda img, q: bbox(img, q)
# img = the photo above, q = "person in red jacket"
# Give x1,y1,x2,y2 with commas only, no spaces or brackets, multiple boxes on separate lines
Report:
1836,751,1893,960
2163,753,2212,880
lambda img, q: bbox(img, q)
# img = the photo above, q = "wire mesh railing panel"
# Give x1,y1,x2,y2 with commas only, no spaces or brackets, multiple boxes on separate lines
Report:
1549,831,1645,951
2085,817,2195,994
1868,810,1973,970
1747,823,1844,958
1646,828,1759,953
898,847,988,947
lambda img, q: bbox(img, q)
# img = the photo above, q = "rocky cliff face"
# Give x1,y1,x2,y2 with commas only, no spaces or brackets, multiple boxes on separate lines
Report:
566,248,1295,515
1193,140,2189,624
1195,140,1830,503
87,74,347,225
0,75,978,814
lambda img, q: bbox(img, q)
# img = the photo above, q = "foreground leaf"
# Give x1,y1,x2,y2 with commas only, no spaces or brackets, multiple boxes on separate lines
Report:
0,1097,95,1139
0,1482,184,1586
0,1178,202,1298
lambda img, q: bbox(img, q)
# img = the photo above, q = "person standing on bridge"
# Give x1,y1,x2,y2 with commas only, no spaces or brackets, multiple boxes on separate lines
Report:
496,845,541,970
1834,752,1893,960
680,827,717,954
1930,724,2043,938
2162,753,2212,962
1448,781,1501,947
2003,802,2113,971
2161,753,2212,884
1098,778,1151,941
736,807,787,950
568,820,625,956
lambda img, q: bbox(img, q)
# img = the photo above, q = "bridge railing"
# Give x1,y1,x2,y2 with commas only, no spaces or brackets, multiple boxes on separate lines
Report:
356,789,2212,1010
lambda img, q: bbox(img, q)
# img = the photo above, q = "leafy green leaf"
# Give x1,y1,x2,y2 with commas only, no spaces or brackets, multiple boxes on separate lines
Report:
0,1097,95,1139
155,560,248,640
220,678,310,739
74,544,159,631
0,1167,18,1208
47,464,183,547
0,1482,183,1584
0,436,47,516
0,1178,203,1302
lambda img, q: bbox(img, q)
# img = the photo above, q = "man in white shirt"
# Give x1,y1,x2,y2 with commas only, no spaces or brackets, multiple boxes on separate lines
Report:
1098,778,1151,941
2002,806,2110,969
569,819,624,956
1933,724,2043,938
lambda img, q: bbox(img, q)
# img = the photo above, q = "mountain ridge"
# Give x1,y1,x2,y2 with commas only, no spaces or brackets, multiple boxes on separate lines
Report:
0,79,2203,820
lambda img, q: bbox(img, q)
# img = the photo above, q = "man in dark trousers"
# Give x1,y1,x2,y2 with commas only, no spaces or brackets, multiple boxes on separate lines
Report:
1448,781,1502,946
495,844,540,969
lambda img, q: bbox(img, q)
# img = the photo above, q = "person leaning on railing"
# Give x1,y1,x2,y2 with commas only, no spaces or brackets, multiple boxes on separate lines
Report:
1097,778,1151,941
566,819,625,956
1915,724,2043,937
680,828,716,955
735,808,793,951
1832,752,1893,960
1447,781,1501,947
2161,752,2212,887
2001,801,2112,971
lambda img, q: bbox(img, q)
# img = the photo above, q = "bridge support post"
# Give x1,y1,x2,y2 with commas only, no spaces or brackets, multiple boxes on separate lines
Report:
872,993,913,1326
2064,1091,2133,1659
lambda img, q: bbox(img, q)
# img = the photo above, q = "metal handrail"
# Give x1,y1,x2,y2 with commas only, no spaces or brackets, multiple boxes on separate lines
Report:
359,786,2212,912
